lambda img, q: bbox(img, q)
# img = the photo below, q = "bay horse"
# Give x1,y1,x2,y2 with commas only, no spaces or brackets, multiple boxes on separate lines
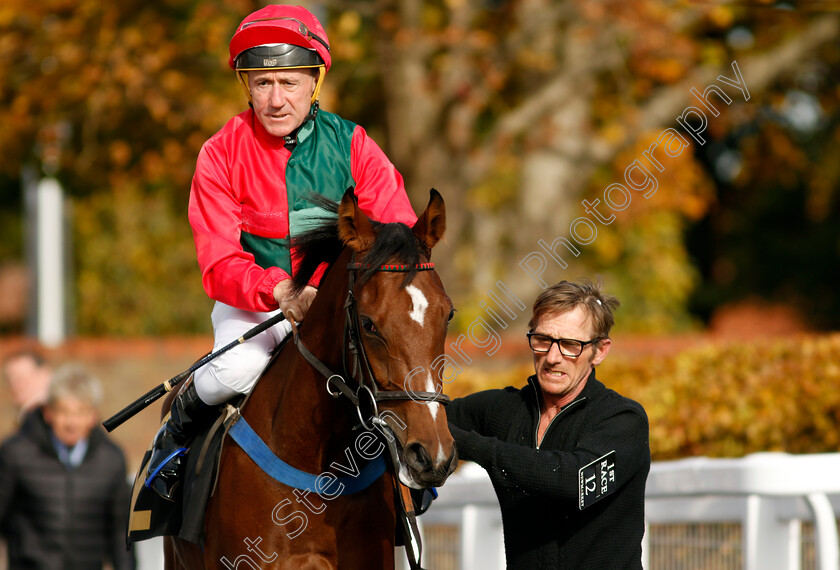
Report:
164,189,457,569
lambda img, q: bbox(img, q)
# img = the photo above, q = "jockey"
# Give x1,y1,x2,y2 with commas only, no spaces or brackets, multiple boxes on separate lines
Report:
146,4,418,501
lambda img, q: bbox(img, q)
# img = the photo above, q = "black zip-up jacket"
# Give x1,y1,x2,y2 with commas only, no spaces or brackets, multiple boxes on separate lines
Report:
0,410,135,570
447,370,650,569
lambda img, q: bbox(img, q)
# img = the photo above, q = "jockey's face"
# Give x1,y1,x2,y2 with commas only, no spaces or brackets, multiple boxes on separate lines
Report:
44,396,98,448
248,69,317,139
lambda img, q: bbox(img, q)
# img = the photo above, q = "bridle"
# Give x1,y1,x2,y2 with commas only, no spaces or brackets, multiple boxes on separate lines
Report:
290,254,447,570
293,256,451,430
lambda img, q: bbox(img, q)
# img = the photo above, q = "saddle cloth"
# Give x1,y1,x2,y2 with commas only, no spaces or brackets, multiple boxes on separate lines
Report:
127,404,234,546
126,335,292,545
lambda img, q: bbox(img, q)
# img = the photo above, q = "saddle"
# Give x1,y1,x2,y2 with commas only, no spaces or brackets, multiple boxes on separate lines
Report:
127,401,237,545
127,333,294,545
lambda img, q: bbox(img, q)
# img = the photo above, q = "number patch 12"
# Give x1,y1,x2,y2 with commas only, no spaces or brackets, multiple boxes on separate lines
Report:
578,451,617,510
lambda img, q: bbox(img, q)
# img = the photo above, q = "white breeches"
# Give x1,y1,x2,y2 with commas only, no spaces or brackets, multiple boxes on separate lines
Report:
194,301,293,405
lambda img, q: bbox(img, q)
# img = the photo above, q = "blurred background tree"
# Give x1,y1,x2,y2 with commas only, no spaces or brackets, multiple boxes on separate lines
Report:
0,0,260,334
0,0,837,336
358,0,839,333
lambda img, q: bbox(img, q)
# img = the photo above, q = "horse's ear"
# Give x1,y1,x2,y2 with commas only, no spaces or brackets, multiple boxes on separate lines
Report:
412,189,446,253
338,188,376,252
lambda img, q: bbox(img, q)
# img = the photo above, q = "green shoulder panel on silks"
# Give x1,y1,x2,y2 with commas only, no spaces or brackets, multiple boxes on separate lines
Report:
240,110,356,273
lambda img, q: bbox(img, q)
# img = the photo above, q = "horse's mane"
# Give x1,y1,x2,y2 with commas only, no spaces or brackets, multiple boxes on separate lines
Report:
290,194,423,292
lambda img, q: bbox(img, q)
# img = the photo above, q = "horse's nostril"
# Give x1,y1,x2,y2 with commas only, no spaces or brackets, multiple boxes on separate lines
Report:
445,446,458,474
405,441,431,471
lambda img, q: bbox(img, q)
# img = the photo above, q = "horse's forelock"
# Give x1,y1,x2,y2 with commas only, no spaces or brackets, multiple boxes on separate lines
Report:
355,222,423,288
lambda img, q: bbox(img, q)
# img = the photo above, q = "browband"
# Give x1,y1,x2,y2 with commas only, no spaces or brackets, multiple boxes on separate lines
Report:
346,262,435,272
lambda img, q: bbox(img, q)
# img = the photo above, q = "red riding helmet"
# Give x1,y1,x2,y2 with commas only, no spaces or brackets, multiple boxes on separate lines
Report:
229,5,331,103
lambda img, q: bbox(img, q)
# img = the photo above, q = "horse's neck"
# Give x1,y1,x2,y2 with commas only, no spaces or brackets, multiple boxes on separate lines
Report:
246,265,358,473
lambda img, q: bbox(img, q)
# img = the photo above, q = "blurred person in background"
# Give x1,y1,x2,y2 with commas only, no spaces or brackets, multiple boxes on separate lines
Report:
145,4,417,501
2,349,52,418
446,279,650,570
0,364,135,569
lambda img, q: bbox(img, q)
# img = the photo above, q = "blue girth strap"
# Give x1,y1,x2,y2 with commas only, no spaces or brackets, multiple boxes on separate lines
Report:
228,415,386,494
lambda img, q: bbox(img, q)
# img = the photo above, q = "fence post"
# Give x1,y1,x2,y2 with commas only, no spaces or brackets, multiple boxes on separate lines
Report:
806,493,839,570
461,505,504,570
744,495,801,570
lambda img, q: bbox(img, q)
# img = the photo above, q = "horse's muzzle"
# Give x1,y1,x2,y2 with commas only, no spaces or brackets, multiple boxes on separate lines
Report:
403,440,458,487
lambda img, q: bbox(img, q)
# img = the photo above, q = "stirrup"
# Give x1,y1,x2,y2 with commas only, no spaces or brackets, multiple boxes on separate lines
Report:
145,447,188,490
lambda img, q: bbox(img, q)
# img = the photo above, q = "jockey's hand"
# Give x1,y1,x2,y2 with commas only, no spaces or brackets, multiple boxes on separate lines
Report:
273,281,317,324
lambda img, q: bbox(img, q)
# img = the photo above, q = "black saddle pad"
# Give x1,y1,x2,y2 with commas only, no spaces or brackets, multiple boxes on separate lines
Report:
127,405,232,546
127,335,292,545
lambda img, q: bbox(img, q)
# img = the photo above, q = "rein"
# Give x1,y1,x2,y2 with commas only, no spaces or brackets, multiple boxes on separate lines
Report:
294,258,450,430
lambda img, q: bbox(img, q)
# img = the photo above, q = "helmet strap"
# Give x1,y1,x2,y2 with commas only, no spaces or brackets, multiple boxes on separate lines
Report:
237,71,253,103
311,66,326,104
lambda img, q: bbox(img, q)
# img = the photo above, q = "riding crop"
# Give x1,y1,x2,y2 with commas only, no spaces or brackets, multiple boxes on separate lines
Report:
102,311,287,432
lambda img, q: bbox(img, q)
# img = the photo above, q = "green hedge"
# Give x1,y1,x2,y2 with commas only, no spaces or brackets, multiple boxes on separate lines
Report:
447,334,840,461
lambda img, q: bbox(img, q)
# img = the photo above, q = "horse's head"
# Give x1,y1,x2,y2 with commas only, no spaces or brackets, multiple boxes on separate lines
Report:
336,189,457,489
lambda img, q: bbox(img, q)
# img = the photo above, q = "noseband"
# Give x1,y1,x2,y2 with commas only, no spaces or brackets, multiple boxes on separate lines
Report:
294,257,450,429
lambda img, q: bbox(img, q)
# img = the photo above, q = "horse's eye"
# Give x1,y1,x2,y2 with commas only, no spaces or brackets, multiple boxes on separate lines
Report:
447,308,456,322
361,316,377,334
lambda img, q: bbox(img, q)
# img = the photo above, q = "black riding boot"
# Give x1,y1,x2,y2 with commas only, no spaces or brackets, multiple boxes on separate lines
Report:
146,382,218,501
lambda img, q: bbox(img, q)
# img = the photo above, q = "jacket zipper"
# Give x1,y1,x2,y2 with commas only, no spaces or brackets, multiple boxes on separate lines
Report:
533,391,585,449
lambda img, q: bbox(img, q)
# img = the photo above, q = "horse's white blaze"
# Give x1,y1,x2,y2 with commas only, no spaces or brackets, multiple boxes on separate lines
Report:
422,372,446,462
435,442,448,466
406,284,428,327
424,373,440,421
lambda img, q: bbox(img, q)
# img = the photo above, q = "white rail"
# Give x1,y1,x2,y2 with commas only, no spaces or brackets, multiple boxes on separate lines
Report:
409,453,840,570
